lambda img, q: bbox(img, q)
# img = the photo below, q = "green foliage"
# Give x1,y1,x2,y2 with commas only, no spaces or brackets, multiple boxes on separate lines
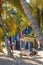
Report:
29,0,43,33
0,0,43,40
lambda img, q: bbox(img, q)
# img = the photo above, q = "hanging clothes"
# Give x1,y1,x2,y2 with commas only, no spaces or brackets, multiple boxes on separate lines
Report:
25,41,31,51
16,40,20,50
25,42,28,49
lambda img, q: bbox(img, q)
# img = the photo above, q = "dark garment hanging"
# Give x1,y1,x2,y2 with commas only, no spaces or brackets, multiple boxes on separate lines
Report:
25,42,28,49
16,41,20,50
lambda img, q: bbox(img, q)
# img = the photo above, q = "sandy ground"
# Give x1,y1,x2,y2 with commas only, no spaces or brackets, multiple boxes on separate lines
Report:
0,50,43,65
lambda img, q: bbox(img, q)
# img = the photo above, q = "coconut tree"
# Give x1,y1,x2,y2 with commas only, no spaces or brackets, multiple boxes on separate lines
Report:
19,0,43,46
0,0,15,58
30,0,43,28
6,0,43,47
0,1,27,58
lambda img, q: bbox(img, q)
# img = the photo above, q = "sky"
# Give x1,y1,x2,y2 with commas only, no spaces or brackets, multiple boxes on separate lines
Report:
26,0,30,3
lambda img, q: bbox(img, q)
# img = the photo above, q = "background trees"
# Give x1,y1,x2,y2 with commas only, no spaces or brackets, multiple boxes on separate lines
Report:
0,0,43,55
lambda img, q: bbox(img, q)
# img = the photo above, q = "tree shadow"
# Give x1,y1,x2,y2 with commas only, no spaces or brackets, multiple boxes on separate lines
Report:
0,55,43,65
23,56,43,65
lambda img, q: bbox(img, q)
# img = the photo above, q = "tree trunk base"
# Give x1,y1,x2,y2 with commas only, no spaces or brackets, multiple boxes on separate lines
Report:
0,44,3,52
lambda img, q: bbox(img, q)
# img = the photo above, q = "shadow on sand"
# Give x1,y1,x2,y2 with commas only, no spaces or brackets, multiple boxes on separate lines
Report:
0,54,43,65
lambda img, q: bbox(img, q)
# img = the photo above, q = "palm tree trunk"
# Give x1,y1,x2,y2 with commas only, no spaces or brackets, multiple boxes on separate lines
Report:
0,15,14,58
0,42,3,52
0,0,14,57
20,0,43,46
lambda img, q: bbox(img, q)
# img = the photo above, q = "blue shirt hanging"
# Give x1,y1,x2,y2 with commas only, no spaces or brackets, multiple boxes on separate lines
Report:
25,26,31,34
15,34,19,41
